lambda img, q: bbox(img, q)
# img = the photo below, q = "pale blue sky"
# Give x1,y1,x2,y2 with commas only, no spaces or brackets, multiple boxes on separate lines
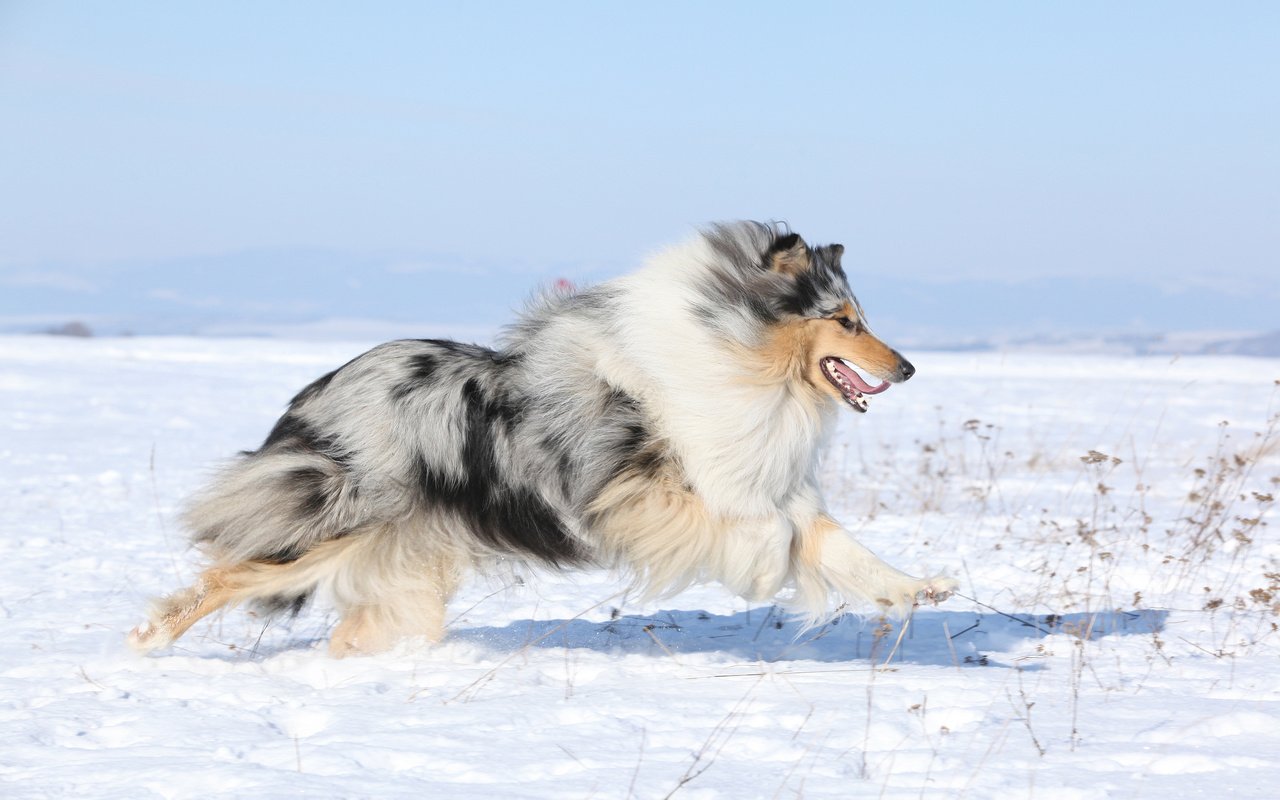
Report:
1,2,1276,335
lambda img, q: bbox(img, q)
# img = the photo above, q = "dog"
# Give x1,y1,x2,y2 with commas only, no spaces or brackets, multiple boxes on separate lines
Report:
127,221,956,657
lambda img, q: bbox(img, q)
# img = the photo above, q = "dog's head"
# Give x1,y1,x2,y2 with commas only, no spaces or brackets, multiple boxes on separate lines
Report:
700,222,914,413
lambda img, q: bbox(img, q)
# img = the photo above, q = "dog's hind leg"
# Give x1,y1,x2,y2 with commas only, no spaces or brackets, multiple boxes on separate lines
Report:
127,565,252,652
790,514,957,622
326,524,464,658
128,523,466,657
127,535,367,654
327,577,453,658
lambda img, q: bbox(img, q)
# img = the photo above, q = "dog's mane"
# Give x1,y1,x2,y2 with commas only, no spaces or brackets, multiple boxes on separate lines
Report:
493,222,836,522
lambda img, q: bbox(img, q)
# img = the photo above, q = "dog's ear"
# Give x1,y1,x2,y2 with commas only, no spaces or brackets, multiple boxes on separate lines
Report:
827,243,845,261
767,233,810,276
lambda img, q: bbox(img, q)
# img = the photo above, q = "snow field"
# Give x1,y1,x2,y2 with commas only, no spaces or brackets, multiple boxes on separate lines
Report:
1,336,1277,798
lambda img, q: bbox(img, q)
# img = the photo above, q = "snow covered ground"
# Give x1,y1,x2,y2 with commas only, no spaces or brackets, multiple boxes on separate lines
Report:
2,335,1277,798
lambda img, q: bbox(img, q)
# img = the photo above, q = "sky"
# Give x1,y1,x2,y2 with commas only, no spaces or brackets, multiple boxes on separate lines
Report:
1,2,1276,337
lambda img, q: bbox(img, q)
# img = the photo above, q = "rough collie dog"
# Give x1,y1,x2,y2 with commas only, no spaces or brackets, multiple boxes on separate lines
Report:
128,221,956,657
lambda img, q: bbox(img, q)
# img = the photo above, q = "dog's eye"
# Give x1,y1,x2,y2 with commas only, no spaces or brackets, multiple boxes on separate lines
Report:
834,316,859,333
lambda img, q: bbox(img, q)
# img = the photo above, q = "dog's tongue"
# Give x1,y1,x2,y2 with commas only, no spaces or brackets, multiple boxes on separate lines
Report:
832,360,890,395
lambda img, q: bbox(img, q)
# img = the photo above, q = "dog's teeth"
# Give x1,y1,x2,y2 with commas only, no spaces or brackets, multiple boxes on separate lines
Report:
823,358,876,413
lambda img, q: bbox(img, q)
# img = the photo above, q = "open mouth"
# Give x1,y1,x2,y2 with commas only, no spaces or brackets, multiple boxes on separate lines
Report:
819,357,889,413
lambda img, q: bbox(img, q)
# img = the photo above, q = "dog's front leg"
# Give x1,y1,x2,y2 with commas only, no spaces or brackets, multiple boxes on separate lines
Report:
790,514,956,619
715,515,794,602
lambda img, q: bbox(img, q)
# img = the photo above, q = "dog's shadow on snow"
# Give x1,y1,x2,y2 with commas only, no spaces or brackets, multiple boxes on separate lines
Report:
450,606,1168,668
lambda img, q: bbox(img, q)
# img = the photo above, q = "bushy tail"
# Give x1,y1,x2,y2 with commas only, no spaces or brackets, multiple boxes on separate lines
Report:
185,449,367,565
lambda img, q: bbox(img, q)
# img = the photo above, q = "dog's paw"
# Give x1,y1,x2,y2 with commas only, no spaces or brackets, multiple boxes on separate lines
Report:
872,575,959,616
125,620,170,654
916,575,959,606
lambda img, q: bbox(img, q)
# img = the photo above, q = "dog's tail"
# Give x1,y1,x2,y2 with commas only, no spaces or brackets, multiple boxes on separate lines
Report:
184,447,369,569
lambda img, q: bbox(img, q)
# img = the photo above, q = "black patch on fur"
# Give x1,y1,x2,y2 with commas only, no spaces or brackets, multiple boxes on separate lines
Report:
462,378,524,430
605,416,668,485
768,232,802,256
635,446,669,480
601,390,643,438
392,353,439,401
257,415,351,469
285,466,332,517
260,413,308,451
238,466,335,566
414,379,580,565
596,390,667,485
407,352,439,380
603,388,639,414
778,247,851,317
252,591,312,617
257,544,308,564
778,270,824,316
616,421,646,456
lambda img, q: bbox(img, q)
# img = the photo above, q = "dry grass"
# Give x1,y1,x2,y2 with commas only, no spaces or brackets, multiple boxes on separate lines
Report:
815,401,1280,766
823,403,1280,681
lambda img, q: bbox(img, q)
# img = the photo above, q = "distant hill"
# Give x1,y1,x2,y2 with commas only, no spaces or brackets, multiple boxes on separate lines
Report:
1200,330,1280,357
898,330,1280,358
2,247,1276,356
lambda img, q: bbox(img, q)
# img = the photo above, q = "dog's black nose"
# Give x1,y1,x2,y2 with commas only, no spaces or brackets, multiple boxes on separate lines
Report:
899,358,915,381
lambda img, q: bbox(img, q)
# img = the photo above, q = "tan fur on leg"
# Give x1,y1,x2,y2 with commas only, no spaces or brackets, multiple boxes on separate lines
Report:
789,514,957,625
127,566,245,652
327,561,457,658
328,606,376,657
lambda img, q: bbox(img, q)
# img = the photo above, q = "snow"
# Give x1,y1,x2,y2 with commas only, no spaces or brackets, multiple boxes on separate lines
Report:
2,335,1278,798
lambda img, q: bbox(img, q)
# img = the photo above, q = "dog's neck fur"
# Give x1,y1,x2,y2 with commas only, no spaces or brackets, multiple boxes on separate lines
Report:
596,238,835,519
